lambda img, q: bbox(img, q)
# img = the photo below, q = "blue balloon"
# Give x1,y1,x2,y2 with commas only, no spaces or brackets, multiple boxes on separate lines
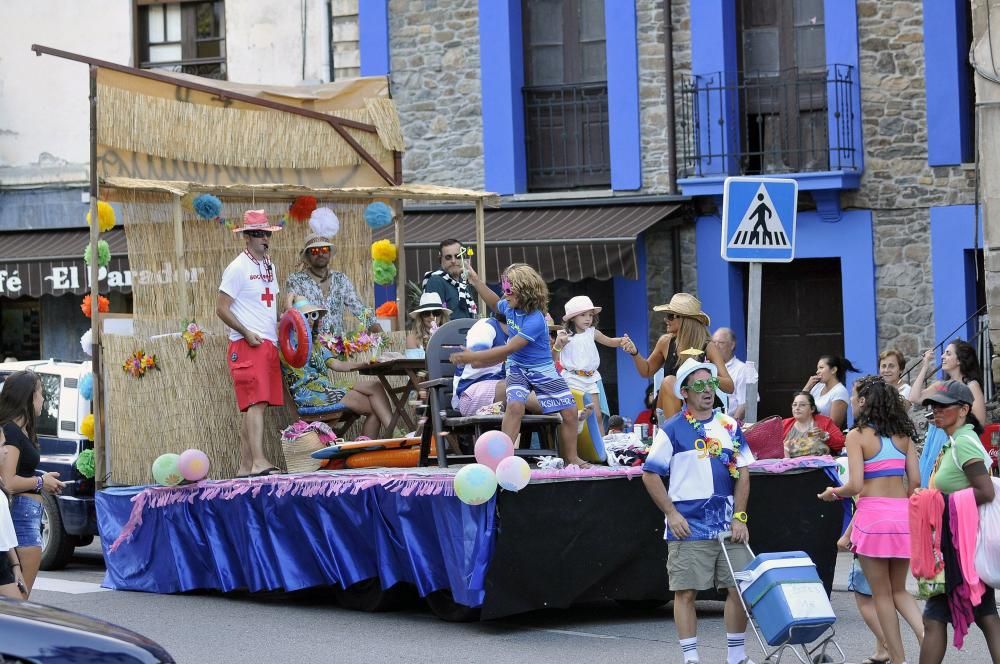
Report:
364,202,394,229
79,372,94,401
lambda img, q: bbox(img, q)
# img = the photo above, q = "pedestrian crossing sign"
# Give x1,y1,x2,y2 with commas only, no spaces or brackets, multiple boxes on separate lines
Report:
721,177,797,262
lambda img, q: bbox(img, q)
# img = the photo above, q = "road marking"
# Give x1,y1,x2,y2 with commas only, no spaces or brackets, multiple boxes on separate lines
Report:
33,576,110,594
536,628,619,640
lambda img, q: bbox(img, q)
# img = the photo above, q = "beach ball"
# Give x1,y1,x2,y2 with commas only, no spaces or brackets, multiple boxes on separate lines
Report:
474,430,514,470
178,448,210,482
152,453,183,486
453,464,498,506
495,456,531,492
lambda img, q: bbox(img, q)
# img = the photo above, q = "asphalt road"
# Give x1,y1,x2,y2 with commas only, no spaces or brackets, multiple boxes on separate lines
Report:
28,544,998,664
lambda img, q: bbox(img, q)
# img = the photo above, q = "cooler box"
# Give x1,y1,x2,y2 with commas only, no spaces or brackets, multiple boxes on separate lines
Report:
740,551,836,646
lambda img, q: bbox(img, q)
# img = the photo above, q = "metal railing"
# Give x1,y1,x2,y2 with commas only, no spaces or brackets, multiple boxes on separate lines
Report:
678,64,858,177
523,82,611,191
901,306,994,402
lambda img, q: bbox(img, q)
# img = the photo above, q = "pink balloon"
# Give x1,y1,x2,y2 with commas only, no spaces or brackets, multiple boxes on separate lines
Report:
178,448,210,482
474,430,514,470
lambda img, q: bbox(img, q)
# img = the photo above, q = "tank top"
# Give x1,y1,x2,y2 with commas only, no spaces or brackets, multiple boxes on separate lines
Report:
863,434,907,479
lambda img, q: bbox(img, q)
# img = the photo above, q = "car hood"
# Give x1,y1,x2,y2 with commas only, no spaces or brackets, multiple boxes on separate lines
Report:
0,597,173,662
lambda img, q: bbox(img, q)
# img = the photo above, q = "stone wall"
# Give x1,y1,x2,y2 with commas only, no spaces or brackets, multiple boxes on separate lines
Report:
388,0,484,189
842,0,977,359
636,0,691,193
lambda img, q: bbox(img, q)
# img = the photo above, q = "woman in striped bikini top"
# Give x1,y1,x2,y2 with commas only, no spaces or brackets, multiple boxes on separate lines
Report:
863,435,908,480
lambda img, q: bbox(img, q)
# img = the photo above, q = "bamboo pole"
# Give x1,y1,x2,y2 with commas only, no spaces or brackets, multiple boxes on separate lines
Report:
172,195,189,321
475,198,486,312
393,200,406,331
88,65,106,489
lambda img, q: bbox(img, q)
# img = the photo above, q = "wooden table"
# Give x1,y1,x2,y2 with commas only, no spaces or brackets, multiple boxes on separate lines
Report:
356,358,426,435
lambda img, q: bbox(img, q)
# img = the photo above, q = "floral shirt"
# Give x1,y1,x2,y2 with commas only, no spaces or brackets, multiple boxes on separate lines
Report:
285,270,374,337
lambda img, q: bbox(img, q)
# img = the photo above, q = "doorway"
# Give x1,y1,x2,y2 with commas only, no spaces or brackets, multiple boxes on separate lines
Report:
757,258,843,418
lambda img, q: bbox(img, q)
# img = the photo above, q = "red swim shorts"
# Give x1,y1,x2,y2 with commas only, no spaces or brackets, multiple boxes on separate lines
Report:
227,339,284,412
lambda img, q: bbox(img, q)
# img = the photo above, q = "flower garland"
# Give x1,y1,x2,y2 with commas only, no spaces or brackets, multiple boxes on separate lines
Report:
181,319,206,361
683,407,742,479
318,331,385,359
123,350,160,378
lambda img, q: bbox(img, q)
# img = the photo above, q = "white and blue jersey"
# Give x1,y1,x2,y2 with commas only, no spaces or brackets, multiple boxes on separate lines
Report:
642,410,755,541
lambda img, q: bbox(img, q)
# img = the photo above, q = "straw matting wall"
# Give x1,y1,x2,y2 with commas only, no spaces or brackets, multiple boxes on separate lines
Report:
117,190,375,337
98,85,404,170
102,188,416,484
103,330,409,485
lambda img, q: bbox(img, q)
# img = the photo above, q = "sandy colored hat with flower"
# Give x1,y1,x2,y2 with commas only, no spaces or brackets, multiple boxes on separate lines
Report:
653,292,710,327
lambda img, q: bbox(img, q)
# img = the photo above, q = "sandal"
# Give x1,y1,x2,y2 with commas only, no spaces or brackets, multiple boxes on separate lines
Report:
861,657,890,664
251,466,281,477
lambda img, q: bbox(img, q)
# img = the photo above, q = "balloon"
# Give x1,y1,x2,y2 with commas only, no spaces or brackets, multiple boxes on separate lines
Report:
152,453,183,486
495,456,531,492
178,449,210,482
474,430,514,470
453,463,497,506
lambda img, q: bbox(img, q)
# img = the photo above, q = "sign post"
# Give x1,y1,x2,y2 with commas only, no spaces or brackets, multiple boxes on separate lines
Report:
721,176,798,424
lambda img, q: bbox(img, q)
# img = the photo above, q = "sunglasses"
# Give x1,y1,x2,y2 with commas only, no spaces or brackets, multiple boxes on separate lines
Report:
308,246,330,256
304,310,321,321
684,377,720,393
501,277,514,296
929,402,964,411
664,313,679,321
245,230,272,239
441,253,460,261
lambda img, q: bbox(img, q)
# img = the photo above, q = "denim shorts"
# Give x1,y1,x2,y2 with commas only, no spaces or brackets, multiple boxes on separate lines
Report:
10,494,43,548
847,556,872,596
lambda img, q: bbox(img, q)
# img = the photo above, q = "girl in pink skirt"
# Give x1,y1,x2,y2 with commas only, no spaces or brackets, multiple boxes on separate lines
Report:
819,375,924,664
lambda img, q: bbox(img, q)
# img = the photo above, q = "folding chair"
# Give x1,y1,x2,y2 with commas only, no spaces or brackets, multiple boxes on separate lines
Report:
418,318,562,467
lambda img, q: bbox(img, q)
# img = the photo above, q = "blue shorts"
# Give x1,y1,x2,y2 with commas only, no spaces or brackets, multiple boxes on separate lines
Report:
10,494,43,548
506,364,576,414
847,557,871,596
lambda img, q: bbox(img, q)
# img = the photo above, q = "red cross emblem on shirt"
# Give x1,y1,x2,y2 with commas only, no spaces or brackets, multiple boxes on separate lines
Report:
260,287,275,308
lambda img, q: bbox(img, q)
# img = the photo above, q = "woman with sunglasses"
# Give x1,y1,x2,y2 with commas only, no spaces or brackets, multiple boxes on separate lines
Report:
620,293,733,420
285,233,381,338
281,297,393,439
917,380,999,663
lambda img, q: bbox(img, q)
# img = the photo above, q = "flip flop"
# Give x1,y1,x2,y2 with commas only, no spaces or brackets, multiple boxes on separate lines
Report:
251,466,281,477
861,657,890,664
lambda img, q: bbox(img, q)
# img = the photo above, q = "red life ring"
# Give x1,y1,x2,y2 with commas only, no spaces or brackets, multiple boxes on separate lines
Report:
278,309,311,368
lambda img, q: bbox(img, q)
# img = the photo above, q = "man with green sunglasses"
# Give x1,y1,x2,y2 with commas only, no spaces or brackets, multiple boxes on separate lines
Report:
641,357,756,664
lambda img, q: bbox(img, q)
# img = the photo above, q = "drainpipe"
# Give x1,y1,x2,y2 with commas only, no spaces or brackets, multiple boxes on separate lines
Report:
664,0,678,195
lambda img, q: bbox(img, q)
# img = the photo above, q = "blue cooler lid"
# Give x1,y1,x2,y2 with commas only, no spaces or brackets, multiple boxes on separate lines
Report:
743,551,811,574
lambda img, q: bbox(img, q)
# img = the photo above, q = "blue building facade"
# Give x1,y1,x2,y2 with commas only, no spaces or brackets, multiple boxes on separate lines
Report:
361,0,981,419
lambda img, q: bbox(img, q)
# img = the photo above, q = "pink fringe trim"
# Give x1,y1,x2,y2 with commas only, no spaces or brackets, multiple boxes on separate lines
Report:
107,465,644,554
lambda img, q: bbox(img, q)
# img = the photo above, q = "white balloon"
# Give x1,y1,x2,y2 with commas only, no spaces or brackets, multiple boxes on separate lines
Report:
495,456,531,492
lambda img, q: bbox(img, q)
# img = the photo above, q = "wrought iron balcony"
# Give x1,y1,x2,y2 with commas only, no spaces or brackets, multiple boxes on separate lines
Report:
523,82,611,191
678,64,858,178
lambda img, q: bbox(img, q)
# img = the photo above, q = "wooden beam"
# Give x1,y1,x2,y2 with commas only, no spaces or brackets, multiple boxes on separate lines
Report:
475,199,486,312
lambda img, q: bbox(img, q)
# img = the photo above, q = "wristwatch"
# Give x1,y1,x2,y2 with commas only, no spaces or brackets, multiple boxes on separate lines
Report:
733,511,748,523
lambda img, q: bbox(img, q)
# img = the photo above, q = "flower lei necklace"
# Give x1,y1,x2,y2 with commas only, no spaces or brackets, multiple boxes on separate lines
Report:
683,407,742,479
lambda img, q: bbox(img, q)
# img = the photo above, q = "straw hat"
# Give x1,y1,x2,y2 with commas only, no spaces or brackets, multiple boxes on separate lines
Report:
562,295,602,321
653,293,710,327
409,292,451,318
232,209,283,233
292,295,327,316
302,233,336,257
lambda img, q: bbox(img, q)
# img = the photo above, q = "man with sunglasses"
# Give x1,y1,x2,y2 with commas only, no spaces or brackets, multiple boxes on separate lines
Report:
641,357,756,664
420,238,478,319
285,234,380,336
217,210,285,477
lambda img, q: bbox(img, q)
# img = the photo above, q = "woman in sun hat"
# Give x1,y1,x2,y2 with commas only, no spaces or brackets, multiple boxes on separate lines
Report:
280,296,392,439
621,292,734,419
406,292,452,350
553,295,625,435
285,231,380,338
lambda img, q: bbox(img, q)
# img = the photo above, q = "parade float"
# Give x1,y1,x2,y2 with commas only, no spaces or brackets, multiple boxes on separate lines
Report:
33,45,847,621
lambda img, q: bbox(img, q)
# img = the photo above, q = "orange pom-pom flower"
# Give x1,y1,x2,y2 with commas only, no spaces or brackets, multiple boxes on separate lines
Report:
81,295,110,318
375,301,398,318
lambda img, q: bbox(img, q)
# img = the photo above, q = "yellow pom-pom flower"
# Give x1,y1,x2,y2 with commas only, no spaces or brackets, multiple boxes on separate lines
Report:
371,239,397,263
86,201,116,233
80,413,95,441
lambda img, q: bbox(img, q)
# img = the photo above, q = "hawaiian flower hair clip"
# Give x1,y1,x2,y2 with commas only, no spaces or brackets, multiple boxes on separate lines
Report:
181,319,206,361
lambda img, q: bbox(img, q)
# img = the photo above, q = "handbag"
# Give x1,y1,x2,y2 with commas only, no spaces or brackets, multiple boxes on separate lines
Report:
743,415,784,460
